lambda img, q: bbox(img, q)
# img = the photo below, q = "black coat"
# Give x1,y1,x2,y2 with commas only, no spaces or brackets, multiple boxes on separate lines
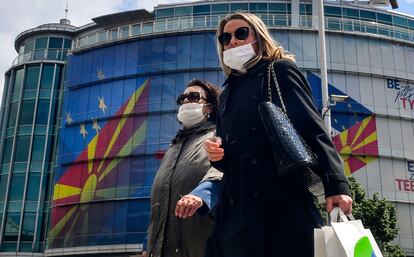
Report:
205,59,351,257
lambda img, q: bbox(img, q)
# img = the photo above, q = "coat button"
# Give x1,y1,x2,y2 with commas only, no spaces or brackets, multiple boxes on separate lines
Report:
251,158,258,165
250,94,257,99
251,127,256,131
225,134,229,142
228,198,235,206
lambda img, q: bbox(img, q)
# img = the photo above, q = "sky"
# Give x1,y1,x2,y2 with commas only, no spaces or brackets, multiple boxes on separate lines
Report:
0,0,413,106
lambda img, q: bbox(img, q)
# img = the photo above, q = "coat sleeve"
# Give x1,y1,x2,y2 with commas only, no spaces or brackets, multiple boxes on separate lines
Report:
272,59,351,197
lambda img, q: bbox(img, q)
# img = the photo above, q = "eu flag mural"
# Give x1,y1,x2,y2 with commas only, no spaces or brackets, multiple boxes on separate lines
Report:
307,72,378,176
49,79,151,248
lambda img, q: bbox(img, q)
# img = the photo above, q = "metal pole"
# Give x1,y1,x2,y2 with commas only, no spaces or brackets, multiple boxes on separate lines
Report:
317,0,331,134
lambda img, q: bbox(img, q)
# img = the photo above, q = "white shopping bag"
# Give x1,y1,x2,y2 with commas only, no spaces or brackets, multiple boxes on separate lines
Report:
314,207,383,257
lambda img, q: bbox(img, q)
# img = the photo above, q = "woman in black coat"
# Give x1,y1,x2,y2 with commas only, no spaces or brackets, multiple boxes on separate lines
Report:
204,13,353,257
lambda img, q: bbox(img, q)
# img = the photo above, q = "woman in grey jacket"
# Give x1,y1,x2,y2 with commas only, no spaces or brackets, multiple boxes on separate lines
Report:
145,80,222,257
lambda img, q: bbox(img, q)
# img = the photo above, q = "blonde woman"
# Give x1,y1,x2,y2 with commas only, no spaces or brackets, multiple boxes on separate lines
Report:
204,13,352,257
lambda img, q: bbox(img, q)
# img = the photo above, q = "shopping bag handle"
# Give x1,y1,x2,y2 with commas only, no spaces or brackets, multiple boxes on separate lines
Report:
328,207,355,224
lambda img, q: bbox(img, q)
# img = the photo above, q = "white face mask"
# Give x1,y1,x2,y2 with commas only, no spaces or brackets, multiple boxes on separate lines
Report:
177,103,207,128
223,42,257,72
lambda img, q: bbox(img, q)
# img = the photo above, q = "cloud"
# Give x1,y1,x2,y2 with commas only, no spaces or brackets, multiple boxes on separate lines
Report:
0,0,182,107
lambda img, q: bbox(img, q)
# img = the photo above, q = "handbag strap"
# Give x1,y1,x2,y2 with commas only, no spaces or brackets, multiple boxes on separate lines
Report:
267,60,287,113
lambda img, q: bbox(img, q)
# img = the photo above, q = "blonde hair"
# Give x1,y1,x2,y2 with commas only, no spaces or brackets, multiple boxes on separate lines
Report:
216,12,295,76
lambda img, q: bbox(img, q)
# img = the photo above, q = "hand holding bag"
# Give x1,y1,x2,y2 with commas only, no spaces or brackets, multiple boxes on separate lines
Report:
258,60,323,196
314,207,383,257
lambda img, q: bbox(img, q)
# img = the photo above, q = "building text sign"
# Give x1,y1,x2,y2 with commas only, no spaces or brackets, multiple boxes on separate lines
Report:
396,160,414,192
387,79,414,110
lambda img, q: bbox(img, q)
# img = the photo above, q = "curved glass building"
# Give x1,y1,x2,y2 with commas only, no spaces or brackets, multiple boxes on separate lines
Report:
2,0,414,256
0,19,74,253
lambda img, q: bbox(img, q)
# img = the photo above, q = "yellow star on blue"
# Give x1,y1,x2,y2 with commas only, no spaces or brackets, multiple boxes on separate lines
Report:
98,97,107,114
80,124,88,139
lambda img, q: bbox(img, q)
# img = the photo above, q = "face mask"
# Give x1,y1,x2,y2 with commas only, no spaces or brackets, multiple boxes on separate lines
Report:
223,42,256,72
177,103,207,128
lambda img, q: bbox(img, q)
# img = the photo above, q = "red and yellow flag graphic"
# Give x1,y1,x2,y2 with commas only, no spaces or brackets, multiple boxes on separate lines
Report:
49,79,150,247
332,115,378,176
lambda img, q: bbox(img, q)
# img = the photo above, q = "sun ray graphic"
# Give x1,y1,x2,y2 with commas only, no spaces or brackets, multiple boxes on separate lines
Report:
49,79,150,248
332,115,378,176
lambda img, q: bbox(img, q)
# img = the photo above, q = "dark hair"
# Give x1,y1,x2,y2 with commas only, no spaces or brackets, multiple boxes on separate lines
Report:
186,79,221,122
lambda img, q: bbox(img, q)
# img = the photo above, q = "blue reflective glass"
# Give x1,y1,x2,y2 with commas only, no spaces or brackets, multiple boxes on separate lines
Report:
157,8,174,18
125,41,139,75
0,174,8,201
300,4,312,15
360,10,376,21
194,5,210,15
342,8,359,18
40,65,54,89
20,100,36,125
64,38,72,49
409,19,414,30
4,212,21,241
230,3,248,12
21,212,36,241
250,3,267,12
2,138,13,164
394,15,408,29
114,44,127,77
212,3,229,14
25,66,40,90
54,65,62,89
31,136,45,162
25,39,34,53
377,13,392,25
175,6,192,16
14,136,31,162
269,3,287,14
7,102,18,128
49,37,63,49
35,37,48,49
325,6,341,17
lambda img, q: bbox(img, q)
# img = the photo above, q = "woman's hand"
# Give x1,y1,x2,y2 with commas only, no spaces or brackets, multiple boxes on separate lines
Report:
326,194,353,215
175,194,203,218
204,137,224,162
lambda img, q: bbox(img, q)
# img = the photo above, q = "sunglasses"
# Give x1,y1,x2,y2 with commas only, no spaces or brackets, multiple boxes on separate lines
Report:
218,27,251,46
176,91,206,105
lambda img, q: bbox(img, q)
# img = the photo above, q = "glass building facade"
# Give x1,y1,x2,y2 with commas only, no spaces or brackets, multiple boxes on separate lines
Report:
2,1,414,256
0,21,74,254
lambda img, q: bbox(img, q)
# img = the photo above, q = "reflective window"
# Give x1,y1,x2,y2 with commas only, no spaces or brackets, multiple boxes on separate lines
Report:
377,13,392,25
157,8,174,18
49,37,63,49
24,66,40,90
212,4,229,14
250,3,267,13
269,3,288,13
36,100,50,125
19,100,35,125
7,102,18,128
54,65,62,89
21,212,36,241
342,8,359,18
35,37,48,49
40,64,54,89
360,10,376,21
175,6,192,16
0,174,8,201
325,6,341,17
31,136,45,162
14,136,31,162
64,38,72,49
24,39,34,53
194,5,210,15
9,173,26,200
408,19,414,30
1,138,13,164
4,212,21,241
230,3,248,12
394,16,408,29
26,173,40,201
300,4,312,15
13,69,24,95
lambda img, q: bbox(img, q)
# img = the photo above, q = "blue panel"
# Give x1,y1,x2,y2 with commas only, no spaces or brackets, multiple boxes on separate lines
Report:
114,43,127,77
148,76,162,112
80,51,93,84
162,74,176,111
164,36,178,71
190,34,204,68
71,54,83,86
99,82,113,120
150,37,164,72
111,80,124,116
87,84,100,118
102,46,115,79
177,35,191,69
92,48,104,82
125,41,139,76
77,87,90,122
204,33,219,67
138,39,151,73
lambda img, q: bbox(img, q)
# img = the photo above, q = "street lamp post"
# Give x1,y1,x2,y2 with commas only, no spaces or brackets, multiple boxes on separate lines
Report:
317,0,331,134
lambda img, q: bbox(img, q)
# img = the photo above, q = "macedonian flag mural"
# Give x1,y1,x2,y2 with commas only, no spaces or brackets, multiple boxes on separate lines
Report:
307,72,378,176
49,79,150,248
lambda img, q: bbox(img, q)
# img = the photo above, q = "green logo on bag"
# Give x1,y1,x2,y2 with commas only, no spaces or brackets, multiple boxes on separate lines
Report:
354,236,377,257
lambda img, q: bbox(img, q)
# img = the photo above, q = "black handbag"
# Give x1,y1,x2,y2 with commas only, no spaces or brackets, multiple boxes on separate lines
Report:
258,60,324,196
